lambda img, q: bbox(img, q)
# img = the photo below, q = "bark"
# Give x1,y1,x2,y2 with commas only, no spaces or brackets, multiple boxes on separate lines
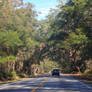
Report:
72,50,81,73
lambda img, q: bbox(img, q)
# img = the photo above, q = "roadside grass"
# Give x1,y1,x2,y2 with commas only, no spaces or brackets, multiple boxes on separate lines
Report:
0,77,25,85
0,73,30,85
0,73,43,85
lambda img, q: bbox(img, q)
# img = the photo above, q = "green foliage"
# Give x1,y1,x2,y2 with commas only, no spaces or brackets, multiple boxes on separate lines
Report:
0,72,4,80
0,72,8,80
0,0,92,80
0,31,22,48
0,55,16,64
0,0,5,7
83,69,92,77
84,69,92,74
0,0,41,80
40,59,60,73
44,0,92,73
0,71,17,80
64,29,88,49
25,38,39,48
18,73,28,78
59,58,73,73
8,71,17,80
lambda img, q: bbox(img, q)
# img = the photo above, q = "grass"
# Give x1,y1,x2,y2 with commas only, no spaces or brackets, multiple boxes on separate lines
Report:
0,78,25,85
0,73,41,85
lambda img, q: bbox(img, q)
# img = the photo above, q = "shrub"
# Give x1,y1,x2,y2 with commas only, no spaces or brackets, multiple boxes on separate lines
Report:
83,69,92,78
18,73,28,78
84,69,92,74
0,55,17,64
8,71,17,80
0,72,4,80
0,72,9,80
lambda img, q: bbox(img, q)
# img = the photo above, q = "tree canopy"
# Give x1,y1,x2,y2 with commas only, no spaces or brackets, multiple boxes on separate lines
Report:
0,0,92,80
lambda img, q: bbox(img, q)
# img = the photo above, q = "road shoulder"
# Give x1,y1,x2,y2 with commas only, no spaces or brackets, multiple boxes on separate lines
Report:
63,74,92,87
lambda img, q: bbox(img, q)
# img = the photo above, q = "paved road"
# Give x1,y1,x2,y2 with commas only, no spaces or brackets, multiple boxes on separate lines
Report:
0,74,92,92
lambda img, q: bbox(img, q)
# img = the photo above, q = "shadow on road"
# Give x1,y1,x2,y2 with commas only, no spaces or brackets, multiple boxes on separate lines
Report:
0,89,30,92
36,75,92,92
33,74,50,78
0,74,92,92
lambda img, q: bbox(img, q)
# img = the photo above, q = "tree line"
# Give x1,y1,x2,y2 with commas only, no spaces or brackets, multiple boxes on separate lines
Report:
0,0,92,80
0,0,42,80
43,0,92,73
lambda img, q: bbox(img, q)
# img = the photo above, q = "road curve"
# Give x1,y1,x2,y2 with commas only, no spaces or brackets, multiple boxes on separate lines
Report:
0,74,92,92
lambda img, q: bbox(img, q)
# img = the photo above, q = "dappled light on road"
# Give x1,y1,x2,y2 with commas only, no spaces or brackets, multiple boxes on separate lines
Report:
0,74,92,92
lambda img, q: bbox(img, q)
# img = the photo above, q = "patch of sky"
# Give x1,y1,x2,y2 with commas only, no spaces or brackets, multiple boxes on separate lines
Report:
24,0,67,20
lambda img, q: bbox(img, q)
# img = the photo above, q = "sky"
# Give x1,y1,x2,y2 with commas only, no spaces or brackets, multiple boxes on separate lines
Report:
24,0,59,20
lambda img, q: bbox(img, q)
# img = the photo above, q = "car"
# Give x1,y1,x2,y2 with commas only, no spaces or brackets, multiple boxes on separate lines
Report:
52,69,60,76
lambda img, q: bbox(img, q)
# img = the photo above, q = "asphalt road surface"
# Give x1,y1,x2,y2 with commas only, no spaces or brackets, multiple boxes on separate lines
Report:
0,74,92,92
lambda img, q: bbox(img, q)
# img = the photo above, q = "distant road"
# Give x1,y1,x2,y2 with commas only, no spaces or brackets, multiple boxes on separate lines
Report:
0,74,92,92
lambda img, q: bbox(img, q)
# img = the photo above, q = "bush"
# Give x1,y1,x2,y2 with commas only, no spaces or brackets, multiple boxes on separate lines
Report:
0,72,4,80
83,69,92,78
0,55,17,64
83,73,92,77
18,73,28,78
8,71,17,80
0,72,9,80
84,69,92,74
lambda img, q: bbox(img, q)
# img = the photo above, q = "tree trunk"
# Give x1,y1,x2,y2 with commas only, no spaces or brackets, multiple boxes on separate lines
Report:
72,50,81,73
